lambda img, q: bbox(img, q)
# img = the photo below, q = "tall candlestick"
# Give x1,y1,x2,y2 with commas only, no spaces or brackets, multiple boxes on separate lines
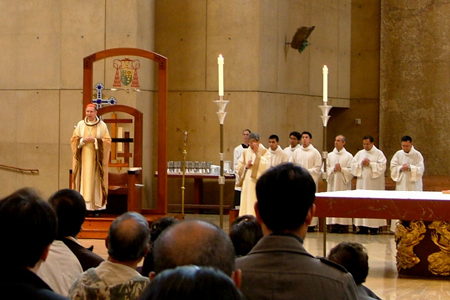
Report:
218,54,224,96
322,65,328,103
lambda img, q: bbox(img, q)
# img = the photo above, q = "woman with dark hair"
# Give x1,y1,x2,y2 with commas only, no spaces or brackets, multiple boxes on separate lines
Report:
328,242,381,300
140,217,178,276
138,265,243,300
229,215,263,257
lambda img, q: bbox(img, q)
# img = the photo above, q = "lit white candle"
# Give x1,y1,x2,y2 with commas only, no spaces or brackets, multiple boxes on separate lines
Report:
322,65,328,103
218,54,224,96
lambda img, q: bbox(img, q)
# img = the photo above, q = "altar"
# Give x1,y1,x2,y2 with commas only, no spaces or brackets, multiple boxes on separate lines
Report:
315,190,450,278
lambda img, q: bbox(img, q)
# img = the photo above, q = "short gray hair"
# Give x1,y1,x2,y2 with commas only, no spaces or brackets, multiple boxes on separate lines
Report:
248,133,260,141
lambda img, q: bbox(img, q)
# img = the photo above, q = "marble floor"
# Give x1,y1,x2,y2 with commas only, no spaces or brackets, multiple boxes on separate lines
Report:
79,214,450,300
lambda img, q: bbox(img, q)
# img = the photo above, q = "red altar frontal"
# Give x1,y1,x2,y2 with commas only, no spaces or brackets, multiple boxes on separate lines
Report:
315,190,450,279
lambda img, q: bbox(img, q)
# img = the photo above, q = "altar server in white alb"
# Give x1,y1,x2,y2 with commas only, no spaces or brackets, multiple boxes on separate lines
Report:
390,135,424,231
290,131,322,190
283,131,302,160
326,135,354,233
233,129,251,208
268,134,289,167
236,133,271,217
351,135,387,234
290,131,322,230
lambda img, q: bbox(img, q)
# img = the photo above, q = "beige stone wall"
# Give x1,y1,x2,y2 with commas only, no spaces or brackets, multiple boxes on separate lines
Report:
155,0,352,160
0,0,155,201
155,0,356,205
0,0,386,205
328,0,381,154
380,1,450,175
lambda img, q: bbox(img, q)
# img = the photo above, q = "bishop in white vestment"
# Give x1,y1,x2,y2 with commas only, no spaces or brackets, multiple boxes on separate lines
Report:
326,135,354,227
351,136,387,231
236,133,271,217
71,104,111,211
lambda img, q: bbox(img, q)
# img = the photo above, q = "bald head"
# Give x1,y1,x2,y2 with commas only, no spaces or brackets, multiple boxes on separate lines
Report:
153,220,236,276
107,212,150,262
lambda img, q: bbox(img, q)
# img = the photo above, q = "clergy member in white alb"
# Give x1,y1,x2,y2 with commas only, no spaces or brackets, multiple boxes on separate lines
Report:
283,131,302,160
268,134,289,167
351,135,387,234
390,135,424,231
233,129,251,208
326,135,354,233
71,104,111,211
290,131,322,189
236,133,271,217
290,131,322,229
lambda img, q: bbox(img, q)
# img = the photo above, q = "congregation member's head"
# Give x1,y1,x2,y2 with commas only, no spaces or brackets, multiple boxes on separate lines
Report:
401,135,413,153
0,187,57,270
141,216,179,276
229,215,263,257
268,134,280,151
107,212,150,264
288,131,301,147
149,217,179,243
362,135,375,151
236,163,358,300
328,242,369,285
328,242,382,300
48,189,86,239
138,266,243,300
255,163,316,238
153,220,240,285
69,212,151,300
301,131,313,148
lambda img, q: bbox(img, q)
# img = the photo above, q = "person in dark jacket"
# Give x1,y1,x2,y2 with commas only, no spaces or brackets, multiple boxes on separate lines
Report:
0,187,69,300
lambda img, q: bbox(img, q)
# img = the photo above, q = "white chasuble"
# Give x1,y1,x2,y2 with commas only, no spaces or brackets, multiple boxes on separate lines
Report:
236,145,271,217
71,118,111,210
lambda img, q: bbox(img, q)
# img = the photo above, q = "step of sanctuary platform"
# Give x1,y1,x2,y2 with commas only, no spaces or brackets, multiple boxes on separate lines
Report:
79,212,183,239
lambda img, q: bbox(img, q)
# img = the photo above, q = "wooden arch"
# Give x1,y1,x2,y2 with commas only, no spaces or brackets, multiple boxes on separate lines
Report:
83,48,167,214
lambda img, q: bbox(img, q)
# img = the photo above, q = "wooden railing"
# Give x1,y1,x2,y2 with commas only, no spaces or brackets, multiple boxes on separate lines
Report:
0,164,39,174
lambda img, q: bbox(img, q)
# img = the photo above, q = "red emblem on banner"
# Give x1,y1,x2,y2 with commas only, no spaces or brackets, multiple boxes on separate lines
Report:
112,58,141,90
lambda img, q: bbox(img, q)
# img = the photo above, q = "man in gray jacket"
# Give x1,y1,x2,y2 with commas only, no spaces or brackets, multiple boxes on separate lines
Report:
236,163,358,300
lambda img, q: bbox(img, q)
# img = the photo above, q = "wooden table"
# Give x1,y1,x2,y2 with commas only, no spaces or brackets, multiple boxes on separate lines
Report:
315,190,450,255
